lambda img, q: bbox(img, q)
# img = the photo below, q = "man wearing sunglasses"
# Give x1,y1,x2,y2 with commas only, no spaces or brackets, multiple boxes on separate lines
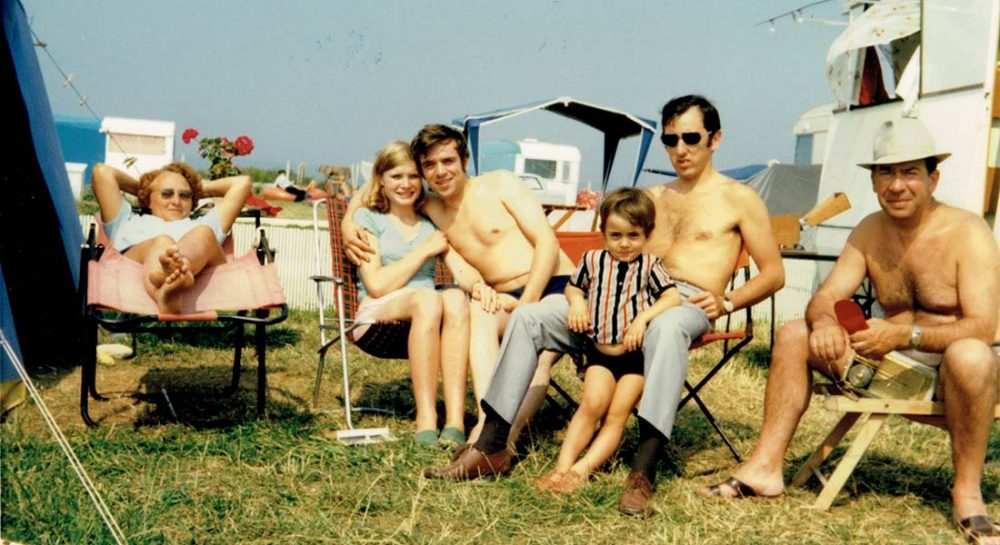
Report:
92,162,251,314
597,94,784,514
419,95,784,515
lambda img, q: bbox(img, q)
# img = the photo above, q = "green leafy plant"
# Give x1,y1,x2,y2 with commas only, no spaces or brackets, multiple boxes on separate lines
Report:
182,128,254,180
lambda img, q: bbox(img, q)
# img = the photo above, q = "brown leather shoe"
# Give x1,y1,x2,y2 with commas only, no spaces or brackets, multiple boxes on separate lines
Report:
617,472,654,516
422,446,511,480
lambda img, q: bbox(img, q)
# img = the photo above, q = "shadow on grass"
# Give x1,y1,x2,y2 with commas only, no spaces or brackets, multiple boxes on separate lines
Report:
110,364,315,429
132,325,300,352
787,449,999,513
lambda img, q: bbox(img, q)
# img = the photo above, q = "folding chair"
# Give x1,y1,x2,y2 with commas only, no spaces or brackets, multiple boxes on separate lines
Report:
792,384,1000,510
80,211,289,426
551,232,752,462
310,197,452,443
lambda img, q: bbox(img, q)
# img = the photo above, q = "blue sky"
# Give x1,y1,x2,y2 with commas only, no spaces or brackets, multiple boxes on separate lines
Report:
23,0,845,189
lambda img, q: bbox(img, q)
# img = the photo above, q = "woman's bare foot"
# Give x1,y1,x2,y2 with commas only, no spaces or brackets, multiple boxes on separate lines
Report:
149,246,185,289
153,252,195,314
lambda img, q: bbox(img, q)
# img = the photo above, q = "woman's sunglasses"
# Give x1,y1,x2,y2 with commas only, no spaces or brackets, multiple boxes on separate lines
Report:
660,131,713,148
159,188,194,200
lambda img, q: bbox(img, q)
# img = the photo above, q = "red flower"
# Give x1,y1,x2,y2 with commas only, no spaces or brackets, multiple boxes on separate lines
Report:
233,135,254,156
576,189,602,209
181,128,199,144
221,137,231,145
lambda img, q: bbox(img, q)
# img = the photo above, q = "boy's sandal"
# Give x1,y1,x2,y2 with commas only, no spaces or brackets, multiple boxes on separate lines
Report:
956,515,1000,544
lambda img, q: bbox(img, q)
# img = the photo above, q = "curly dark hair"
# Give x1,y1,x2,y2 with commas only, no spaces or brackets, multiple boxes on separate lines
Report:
137,162,203,209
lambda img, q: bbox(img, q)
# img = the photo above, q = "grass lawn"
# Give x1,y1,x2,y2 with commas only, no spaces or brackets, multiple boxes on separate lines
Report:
1,313,996,544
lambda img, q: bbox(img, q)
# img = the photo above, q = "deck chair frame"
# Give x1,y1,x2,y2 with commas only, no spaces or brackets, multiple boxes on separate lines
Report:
79,211,288,426
310,197,452,437
551,232,753,462
792,383,1000,510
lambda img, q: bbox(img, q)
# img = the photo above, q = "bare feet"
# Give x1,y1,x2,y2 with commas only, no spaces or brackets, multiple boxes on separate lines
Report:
152,248,194,314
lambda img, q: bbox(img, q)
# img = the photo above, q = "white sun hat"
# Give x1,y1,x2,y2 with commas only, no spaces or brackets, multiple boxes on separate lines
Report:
857,117,951,169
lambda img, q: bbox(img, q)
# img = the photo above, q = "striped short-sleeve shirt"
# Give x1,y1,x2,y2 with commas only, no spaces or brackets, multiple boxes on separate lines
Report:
570,249,675,345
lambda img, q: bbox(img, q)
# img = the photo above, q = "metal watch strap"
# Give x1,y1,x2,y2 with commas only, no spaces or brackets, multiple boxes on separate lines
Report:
909,324,923,349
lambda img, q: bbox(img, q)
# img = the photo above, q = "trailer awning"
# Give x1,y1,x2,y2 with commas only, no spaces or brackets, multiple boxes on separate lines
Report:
454,96,657,191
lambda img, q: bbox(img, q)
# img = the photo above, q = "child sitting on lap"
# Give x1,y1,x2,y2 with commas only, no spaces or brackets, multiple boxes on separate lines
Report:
535,188,679,494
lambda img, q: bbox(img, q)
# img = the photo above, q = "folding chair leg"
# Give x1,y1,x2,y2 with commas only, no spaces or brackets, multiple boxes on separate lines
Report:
812,413,887,510
80,317,99,427
548,377,579,410
227,323,245,394
791,412,860,488
685,381,742,462
254,319,267,418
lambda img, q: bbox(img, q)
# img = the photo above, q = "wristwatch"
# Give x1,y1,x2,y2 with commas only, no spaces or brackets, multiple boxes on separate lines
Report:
722,295,734,314
908,324,923,349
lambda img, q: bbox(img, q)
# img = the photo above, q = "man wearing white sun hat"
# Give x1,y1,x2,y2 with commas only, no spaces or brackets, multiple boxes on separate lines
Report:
701,116,1000,544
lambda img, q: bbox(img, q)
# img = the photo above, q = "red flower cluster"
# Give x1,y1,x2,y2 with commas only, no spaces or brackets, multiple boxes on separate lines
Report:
233,135,254,156
576,189,602,209
181,128,199,144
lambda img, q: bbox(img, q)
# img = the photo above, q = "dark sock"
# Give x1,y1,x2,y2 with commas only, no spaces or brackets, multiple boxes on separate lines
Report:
473,402,511,455
630,418,667,483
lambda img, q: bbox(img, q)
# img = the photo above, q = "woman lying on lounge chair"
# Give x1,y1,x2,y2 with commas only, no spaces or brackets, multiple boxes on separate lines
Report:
351,141,475,446
91,162,251,314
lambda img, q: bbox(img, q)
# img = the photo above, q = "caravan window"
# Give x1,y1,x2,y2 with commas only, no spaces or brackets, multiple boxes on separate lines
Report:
524,158,557,180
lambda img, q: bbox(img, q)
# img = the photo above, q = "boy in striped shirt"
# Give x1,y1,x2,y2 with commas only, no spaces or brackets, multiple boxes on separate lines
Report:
536,188,680,493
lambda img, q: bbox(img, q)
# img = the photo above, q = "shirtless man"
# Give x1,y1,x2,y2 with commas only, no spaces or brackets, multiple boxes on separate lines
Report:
424,95,785,517
92,162,251,314
343,125,577,441
701,117,1000,544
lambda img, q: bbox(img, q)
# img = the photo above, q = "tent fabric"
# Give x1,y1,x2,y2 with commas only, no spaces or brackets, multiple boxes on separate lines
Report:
1,0,84,369
645,164,769,181
55,114,104,181
745,164,824,249
826,0,920,105
454,96,657,190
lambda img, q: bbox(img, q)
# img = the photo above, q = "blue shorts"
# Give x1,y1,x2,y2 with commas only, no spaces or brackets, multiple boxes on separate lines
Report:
506,275,570,300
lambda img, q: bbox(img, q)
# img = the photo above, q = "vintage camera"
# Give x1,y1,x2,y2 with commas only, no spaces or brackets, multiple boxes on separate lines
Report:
841,350,937,401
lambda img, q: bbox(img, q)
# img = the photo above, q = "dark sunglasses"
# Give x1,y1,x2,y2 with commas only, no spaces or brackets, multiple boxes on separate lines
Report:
660,131,713,148
159,188,194,200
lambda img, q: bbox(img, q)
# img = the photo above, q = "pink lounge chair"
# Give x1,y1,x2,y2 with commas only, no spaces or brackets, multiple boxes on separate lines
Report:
80,211,288,426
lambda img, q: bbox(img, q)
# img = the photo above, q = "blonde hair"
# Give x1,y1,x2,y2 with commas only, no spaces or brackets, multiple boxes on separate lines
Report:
366,141,424,213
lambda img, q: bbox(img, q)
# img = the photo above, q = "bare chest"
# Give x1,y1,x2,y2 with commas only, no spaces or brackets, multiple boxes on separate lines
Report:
868,238,959,315
439,201,518,253
650,191,737,251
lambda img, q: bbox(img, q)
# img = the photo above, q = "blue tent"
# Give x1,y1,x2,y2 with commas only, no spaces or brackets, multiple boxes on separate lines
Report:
1,0,84,378
645,164,770,182
453,96,657,191
55,115,104,182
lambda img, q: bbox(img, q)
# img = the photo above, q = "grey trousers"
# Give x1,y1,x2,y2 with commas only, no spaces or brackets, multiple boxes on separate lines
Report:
483,284,711,438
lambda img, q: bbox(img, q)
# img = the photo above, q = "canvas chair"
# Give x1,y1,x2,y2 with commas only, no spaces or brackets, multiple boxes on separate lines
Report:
80,211,288,426
310,197,452,443
550,231,753,461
